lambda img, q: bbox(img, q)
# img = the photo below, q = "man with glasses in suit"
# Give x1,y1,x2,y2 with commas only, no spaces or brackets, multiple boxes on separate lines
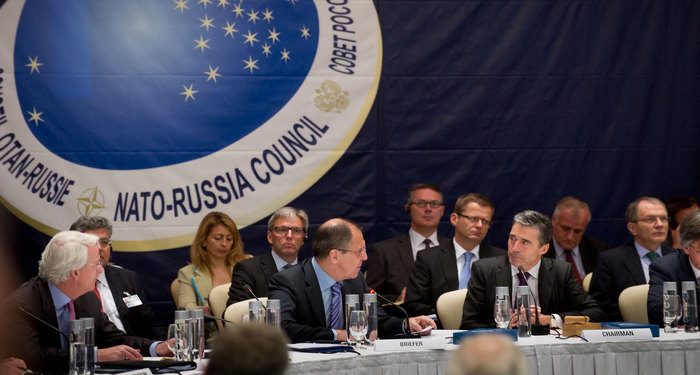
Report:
403,193,505,318
648,210,700,325
366,183,449,303
227,207,308,306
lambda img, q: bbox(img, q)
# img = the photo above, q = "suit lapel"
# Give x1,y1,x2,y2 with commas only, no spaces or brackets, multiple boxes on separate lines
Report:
439,242,459,290
38,279,63,347
622,246,647,284
302,262,327,327
104,266,128,317
260,253,279,280
537,258,554,311
396,234,416,273
495,258,513,298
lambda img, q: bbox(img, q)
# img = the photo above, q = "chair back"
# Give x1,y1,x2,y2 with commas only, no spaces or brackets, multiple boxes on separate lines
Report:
582,273,593,293
618,284,650,323
223,297,269,330
209,283,231,331
436,289,468,329
171,279,179,306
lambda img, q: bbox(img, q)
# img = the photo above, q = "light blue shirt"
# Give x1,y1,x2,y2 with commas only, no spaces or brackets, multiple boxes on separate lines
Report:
311,258,343,336
271,250,297,272
48,283,71,348
635,242,663,283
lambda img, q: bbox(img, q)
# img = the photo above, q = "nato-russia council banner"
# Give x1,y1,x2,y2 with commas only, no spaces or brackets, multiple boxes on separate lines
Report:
0,0,380,251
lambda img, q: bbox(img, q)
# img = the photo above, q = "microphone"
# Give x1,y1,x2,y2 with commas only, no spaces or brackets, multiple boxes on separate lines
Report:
370,290,420,338
203,313,236,326
243,284,267,310
517,267,549,335
18,306,69,340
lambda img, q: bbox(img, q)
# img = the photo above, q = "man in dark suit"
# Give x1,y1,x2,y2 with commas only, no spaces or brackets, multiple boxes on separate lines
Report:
648,210,700,326
404,193,505,317
544,196,607,283
0,231,170,373
70,216,166,340
268,218,436,343
227,207,308,306
590,197,675,321
366,183,449,303
461,210,604,329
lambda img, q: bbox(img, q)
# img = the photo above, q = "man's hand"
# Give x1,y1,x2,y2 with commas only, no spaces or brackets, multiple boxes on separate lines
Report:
395,287,406,304
408,315,437,334
335,329,347,342
0,357,28,375
97,345,143,361
155,341,173,357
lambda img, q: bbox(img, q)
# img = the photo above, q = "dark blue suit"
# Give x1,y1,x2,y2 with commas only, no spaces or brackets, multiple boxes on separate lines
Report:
647,251,700,325
268,258,404,343
227,252,279,306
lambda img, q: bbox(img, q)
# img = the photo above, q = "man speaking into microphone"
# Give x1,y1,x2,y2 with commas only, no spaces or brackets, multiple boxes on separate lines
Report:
269,218,435,343
460,210,604,329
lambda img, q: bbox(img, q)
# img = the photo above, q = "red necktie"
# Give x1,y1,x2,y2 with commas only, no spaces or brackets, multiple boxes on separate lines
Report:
93,285,104,312
564,249,582,283
68,300,76,320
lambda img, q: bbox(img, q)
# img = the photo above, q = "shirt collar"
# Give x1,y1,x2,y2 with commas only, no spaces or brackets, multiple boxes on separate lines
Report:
311,257,338,292
510,259,542,279
48,282,72,311
271,250,297,271
553,240,579,256
409,228,439,249
634,241,662,258
453,238,480,260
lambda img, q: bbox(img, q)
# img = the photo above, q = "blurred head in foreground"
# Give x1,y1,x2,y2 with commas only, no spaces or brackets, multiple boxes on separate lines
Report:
205,323,289,375
447,334,527,375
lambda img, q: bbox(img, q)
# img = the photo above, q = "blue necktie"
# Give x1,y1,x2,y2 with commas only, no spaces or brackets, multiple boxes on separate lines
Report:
329,282,342,328
459,252,475,289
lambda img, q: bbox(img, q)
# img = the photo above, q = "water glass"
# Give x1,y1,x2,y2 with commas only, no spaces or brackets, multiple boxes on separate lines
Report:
494,298,511,329
248,300,264,323
167,323,191,361
348,310,368,347
663,294,680,333
266,299,281,327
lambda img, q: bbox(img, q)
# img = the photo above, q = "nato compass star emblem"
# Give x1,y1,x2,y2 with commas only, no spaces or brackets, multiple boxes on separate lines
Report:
77,187,106,216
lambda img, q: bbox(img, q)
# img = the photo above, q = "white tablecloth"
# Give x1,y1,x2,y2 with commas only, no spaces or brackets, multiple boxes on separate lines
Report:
287,330,700,375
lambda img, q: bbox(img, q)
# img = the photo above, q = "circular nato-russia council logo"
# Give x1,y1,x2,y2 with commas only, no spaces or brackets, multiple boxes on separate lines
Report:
0,0,381,251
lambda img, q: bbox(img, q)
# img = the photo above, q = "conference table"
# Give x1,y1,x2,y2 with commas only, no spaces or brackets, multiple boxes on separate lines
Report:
285,330,700,375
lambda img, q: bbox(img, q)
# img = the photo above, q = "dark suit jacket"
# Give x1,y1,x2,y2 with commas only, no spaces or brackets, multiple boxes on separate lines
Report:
460,256,605,329
103,265,166,340
366,233,450,301
268,258,404,343
227,252,279,306
403,241,506,316
1,277,153,373
544,235,608,275
647,251,700,326
589,243,675,321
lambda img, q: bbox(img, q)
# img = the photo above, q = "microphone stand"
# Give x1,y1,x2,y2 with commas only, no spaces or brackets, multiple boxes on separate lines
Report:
517,268,550,336
370,290,420,339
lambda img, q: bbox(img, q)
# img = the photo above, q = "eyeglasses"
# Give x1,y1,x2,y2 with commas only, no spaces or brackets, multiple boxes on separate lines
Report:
633,216,669,224
408,200,444,209
98,238,112,248
272,226,305,236
336,247,367,256
456,213,492,226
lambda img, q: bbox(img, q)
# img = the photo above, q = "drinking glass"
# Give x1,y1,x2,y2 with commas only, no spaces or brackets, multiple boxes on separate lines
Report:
663,295,680,333
348,310,368,347
494,299,511,329
167,323,191,361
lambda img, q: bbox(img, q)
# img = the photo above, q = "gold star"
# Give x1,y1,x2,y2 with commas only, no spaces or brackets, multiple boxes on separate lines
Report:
204,65,221,83
173,0,189,13
247,9,259,24
26,107,45,125
26,56,42,74
180,84,198,101
243,30,258,46
200,14,215,32
198,0,212,7
261,43,272,57
243,56,259,73
300,25,311,40
77,187,106,216
222,21,238,38
194,35,211,52
232,2,244,18
218,0,230,9
267,27,281,44
280,48,291,63
262,8,274,23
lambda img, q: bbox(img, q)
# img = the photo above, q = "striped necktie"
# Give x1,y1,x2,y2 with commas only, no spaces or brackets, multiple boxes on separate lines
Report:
329,282,343,328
